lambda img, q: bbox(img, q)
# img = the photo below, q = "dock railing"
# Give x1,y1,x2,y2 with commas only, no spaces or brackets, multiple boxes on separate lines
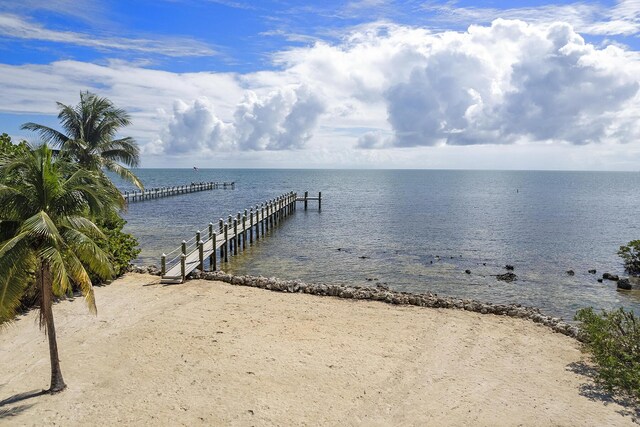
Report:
160,191,302,284
123,181,235,203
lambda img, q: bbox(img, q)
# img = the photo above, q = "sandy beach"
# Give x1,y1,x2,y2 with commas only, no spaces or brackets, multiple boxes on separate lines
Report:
0,273,636,426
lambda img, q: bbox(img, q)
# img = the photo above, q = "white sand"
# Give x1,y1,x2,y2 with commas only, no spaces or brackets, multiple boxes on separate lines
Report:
0,273,636,426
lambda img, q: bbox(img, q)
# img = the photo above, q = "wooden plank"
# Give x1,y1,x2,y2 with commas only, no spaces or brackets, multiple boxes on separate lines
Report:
161,191,317,284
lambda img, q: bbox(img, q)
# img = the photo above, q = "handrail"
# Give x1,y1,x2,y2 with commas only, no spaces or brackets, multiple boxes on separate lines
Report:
160,191,308,282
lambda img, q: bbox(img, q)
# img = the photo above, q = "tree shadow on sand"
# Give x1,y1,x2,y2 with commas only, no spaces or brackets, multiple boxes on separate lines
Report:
567,361,640,423
0,386,46,420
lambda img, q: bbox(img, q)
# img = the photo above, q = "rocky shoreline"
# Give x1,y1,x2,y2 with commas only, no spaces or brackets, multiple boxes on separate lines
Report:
131,265,582,340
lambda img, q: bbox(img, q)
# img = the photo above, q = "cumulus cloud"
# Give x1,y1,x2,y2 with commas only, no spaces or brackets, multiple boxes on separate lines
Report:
153,85,325,154
378,20,639,147
2,18,640,168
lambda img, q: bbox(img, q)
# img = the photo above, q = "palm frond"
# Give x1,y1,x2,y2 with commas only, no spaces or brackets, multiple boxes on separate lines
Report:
0,238,33,324
61,228,113,280
40,247,71,296
20,123,69,148
63,250,96,314
103,160,144,190
60,216,105,240
0,263,31,325
100,141,140,167
21,211,63,246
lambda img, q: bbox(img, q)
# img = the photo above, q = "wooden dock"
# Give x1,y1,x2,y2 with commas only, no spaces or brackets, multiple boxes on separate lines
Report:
161,191,302,284
296,191,321,210
123,181,235,203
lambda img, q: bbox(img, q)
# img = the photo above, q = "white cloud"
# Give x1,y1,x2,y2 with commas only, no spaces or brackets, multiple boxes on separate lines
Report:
0,14,216,57
2,19,640,169
422,1,640,36
377,20,640,147
153,85,326,154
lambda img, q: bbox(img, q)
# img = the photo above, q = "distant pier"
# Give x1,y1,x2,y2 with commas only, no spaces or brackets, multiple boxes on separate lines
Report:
123,181,235,203
160,191,321,284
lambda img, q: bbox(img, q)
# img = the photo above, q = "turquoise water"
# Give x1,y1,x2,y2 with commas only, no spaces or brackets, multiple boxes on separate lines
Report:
119,169,640,320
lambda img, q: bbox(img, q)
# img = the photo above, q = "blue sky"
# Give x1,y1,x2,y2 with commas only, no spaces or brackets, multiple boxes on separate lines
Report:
1,0,640,169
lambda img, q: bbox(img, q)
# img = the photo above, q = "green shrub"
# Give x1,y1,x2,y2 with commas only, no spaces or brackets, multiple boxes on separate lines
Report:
618,240,640,275
575,307,640,402
96,212,141,280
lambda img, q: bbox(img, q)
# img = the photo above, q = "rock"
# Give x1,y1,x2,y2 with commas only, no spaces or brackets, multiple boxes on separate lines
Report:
465,269,471,274
504,265,514,271
496,272,517,282
566,270,575,276
359,256,369,259
597,278,603,283
602,273,619,281
617,278,632,290
588,269,596,274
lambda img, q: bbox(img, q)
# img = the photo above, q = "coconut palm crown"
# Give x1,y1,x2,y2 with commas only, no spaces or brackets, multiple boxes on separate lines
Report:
21,91,143,189
0,143,123,392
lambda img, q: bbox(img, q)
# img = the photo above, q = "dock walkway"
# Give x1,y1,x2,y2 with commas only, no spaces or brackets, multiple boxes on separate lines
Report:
123,181,235,203
160,191,321,284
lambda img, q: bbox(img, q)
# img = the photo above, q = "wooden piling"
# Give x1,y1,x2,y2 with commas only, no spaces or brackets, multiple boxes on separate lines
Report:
211,233,217,271
228,215,233,253
219,219,224,259
318,192,322,210
304,191,308,210
242,213,247,249
249,209,254,244
223,223,229,263
233,218,238,256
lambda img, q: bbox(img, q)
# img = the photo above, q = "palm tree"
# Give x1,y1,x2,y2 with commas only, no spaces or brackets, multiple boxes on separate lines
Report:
21,91,143,189
0,144,123,393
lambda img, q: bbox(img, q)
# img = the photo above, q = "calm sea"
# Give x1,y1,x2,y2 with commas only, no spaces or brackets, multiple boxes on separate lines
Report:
119,169,640,320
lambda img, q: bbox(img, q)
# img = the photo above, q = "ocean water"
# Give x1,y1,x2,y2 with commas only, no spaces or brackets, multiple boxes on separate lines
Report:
119,169,640,320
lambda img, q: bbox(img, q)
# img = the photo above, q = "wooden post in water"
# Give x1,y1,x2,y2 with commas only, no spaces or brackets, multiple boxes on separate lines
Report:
236,212,242,251
233,218,238,256
223,223,229,263
265,202,269,232
261,204,265,236
255,205,260,240
208,223,214,269
211,233,217,271
270,200,275,228
228,215,234,253
274,198,278,226
318,192,322,210
304,191,308,210
242,213,247,250
249,209,254,244
219,219,224,260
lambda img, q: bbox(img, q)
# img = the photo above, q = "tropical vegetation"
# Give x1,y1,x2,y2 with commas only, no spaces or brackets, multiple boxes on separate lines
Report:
575,307,640,403
618,240,640,276
21,91,143,189
0,144,123,392
0,92,143,393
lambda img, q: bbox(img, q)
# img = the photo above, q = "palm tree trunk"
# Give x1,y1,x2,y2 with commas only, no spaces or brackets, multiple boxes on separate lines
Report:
38,261,66,393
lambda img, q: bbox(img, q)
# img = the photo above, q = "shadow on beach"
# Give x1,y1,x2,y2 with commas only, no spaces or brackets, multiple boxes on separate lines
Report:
0,386,46,420
567,362,640,423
